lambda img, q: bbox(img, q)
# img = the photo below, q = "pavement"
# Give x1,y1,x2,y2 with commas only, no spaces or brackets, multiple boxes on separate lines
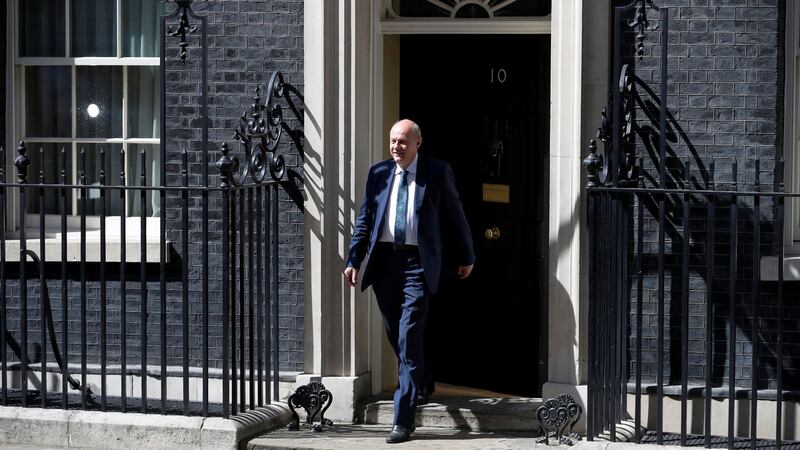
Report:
245,424,679,450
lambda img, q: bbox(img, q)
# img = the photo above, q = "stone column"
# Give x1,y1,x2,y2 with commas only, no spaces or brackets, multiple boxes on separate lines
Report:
301,0,374,423
543,0,609,432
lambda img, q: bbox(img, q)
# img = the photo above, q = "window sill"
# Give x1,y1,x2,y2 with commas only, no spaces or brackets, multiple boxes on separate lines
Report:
759,255,800,281
3,218,169,263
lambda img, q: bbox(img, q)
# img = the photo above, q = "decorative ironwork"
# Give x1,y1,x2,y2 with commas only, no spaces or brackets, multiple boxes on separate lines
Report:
536,394,582,446
167,0,198,61
588,65,637,186
384,0,549,19
618,65,637,181
287,377,334,432
628,0,658,60
229,71,304,186
15,141,30,184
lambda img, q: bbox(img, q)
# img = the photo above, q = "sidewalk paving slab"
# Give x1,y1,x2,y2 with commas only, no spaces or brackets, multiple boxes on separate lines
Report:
246,424,679,450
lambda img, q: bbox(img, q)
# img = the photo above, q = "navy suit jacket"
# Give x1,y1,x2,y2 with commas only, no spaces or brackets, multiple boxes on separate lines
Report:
346,154,475,295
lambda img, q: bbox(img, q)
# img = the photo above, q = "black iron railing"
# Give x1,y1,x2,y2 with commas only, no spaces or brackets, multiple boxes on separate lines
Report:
0,133,294,418
585,1,793,448
585,158,793,449
0,0,304,419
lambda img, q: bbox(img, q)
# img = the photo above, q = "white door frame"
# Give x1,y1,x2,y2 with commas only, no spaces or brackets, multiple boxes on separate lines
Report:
368,1,587,396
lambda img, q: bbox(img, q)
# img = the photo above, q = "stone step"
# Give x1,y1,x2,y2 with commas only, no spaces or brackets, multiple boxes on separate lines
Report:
360,394,544,432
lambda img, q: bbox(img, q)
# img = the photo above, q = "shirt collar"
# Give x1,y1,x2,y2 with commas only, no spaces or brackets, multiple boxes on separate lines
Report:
395,154,419,175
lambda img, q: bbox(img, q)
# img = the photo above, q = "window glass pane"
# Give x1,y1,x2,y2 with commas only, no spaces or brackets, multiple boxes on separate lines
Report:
123,0,166,57
19,0,66,57
25,143,72,215
77,67,123,138
492,0,551,17
71,0,117,57
25,67,72,138
127,145,160,218
390,0,550,17
128,67,161,138
78,144,123,216
392,0,452,17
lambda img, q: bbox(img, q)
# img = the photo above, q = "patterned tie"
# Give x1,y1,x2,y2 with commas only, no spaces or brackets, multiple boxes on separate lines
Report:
394,170,409,244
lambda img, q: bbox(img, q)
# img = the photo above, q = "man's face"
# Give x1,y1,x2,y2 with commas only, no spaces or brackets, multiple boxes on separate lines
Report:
389,122,421,169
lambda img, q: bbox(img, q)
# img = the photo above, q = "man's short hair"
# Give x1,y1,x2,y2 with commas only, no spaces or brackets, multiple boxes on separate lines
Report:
395,119,422,139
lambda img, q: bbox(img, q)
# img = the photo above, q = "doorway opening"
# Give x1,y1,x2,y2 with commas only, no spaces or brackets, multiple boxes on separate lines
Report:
399,35,551,397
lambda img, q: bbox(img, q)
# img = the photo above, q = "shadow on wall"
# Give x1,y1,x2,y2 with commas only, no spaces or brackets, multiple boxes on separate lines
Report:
623,67,789,391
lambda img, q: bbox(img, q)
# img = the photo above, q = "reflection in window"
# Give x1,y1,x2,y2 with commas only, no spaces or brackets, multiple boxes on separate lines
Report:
25,67,72,138
16,1,163,220
77,67,124,138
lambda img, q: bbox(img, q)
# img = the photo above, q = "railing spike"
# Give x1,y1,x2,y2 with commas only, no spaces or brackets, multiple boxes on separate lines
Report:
60,147,67,184
120,148,126,182
754,159,760,188
79,148,86,185
100,148,106,185
709,161,715,190
685,159,691,191
39,147,45,183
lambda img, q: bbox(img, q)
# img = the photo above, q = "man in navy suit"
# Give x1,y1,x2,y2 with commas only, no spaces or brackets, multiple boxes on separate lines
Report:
344,119,475,443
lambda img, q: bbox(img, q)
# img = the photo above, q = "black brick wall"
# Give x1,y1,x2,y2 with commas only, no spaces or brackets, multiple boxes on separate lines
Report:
619,0,796,389
3,0,304,373
1,1,5,154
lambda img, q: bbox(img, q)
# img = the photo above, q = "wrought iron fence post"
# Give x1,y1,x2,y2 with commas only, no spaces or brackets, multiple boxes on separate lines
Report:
15,142,30,406
0,145,6,406
217,143,235,418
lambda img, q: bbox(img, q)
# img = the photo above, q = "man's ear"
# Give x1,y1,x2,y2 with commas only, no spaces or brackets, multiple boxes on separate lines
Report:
417,137,423,148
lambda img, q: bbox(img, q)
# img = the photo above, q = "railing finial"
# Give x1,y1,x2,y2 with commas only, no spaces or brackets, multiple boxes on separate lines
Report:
168,0,198,61
583,139,601,188
15,141,30,184
628,0,659,60
216,142,236,187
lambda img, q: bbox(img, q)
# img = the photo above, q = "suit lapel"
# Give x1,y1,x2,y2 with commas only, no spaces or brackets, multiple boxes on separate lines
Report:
373,163,396,242
414,155,427,212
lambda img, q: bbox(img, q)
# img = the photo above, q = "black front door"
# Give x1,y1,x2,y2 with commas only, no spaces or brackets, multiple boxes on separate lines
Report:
400,35,550,397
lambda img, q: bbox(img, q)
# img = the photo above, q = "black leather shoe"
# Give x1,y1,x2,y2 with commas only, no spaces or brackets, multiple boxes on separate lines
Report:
386,425,412,444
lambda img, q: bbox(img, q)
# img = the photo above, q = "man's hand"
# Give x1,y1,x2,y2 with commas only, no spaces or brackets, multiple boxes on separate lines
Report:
457,264,474,279
344,266,359,287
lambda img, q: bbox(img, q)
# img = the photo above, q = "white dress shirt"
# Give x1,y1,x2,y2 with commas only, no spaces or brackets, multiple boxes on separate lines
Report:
379,155,419,246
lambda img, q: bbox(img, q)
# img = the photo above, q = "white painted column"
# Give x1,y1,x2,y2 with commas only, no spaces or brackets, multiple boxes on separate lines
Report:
546,0,584,388
302,1,374,422
543,0,610,432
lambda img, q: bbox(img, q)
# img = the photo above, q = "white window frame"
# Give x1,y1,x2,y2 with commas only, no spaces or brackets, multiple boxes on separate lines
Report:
5,0,165,262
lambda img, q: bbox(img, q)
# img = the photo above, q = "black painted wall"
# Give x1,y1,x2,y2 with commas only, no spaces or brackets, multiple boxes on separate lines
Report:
2,0,304,374
618,0,795,389
1,1,5,156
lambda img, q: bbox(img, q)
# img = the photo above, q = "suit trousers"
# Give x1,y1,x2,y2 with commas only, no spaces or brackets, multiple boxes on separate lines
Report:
371,245,429,428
